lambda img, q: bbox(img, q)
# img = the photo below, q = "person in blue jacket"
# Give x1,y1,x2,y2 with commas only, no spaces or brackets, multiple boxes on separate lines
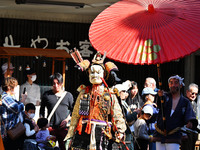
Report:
154,75,195,150
0,77,25,150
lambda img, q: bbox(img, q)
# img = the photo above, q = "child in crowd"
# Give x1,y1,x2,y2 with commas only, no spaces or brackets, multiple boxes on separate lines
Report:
141,87,159,150
23,103,39,150
134,105,154,150
36,118,60,150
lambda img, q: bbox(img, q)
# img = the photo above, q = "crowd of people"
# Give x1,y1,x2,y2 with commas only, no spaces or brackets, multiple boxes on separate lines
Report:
0,56,200,150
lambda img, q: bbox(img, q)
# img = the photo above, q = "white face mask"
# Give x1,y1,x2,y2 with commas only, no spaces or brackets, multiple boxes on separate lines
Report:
31,75,37,82
89,65,104,85
28,113,35,119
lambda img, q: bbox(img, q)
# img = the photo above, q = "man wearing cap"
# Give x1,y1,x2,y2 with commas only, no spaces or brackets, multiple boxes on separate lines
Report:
1,62,15,78
1,62,15,92
20,67,41,121
154,75,195,150
0,62,20,100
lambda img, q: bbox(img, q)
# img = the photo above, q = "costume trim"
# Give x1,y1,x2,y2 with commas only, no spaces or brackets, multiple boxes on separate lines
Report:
155,123,181,136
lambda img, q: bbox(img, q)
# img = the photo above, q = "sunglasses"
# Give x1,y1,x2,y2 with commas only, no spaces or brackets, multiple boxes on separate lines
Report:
191,92,198,96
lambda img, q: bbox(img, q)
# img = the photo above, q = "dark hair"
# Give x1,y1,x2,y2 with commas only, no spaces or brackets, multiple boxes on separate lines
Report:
130,81,138,90
25,68,35,75
25,103,36,111
37,118,48,129
50,72,63,84
2,77,18,92
25,68,36,81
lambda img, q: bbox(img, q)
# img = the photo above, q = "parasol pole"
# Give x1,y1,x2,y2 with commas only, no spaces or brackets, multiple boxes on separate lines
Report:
156,64,166,135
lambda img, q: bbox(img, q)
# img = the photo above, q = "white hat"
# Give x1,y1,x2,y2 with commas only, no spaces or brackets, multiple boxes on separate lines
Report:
1,62,15,74
114,80,132,93
142,105,153,116
114,84,125,93
142,87,157,96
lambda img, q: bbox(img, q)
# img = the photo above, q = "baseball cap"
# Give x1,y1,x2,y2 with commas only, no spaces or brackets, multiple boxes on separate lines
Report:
25,66,35,75
142,87,157,96
1,62,15,74
142,105,153,116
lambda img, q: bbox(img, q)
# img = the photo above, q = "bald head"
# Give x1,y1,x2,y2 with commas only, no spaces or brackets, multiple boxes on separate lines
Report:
144,77,157,91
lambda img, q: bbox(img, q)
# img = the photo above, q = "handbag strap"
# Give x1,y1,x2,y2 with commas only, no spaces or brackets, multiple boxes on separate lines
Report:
47,91,67,122
0,115,7,138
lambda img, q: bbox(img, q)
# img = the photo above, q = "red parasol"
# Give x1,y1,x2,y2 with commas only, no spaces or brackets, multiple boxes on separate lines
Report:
89,0,200,65
89,0,200,138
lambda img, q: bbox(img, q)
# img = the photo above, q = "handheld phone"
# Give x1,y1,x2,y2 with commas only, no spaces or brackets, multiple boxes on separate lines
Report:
23,87,26,94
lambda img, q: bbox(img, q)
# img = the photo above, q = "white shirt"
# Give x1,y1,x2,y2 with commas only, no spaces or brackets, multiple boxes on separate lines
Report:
20,81,41,105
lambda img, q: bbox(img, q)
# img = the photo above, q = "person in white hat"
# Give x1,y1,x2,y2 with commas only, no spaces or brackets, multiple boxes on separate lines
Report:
134,105,154,150
141,87,159,150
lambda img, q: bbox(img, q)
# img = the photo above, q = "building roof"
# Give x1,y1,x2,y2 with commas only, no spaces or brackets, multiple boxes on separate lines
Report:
0,47,71,58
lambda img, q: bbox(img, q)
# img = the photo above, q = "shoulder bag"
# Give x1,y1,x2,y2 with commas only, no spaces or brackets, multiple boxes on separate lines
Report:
7,121,25,140
1,114,25,140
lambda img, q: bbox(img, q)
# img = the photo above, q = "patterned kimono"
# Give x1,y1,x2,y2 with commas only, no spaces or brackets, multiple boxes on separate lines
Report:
65,85,126,150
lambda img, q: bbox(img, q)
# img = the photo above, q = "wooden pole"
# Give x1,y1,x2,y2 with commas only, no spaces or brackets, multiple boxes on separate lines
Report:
7,56,11,77
52,58,55,75
157,64,166,135
62,60,66,88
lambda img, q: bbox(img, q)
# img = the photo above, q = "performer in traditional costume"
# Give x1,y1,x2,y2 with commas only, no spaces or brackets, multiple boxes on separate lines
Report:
64,50,126,150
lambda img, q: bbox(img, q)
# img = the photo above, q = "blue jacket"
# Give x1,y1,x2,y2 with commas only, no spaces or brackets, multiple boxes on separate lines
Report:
0,92,24,138
154,93,195,143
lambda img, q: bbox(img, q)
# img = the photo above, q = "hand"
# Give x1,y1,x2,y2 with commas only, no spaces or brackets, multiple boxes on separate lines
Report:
133,108,141,114
181,135,188,141
49,135,56,141
47,135,56,141
157,90,164,97
65,138,72,150
32,120,36,126
120,91,129,100
149,136,154,142
21,93,27,104
186,121,193,129
60,120,68,128
116,133,124,141
46,136,51,141
36,100,40,106
34,125,39,132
